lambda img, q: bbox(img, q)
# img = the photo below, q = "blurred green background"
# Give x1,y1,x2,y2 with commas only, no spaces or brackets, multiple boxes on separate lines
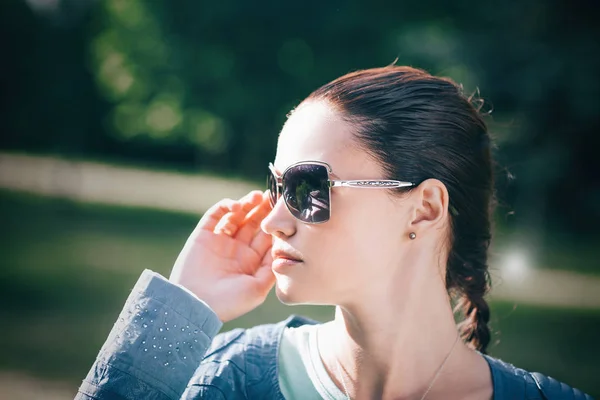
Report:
0,0,599,398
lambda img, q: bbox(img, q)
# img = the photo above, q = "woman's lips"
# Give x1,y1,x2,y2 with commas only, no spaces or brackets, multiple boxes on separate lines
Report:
271,246,303,271
272,257,302,271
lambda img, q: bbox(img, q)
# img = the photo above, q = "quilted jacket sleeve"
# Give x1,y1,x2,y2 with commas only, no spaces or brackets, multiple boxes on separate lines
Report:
75,269,223,400
529,372,594,400
484,354,594,400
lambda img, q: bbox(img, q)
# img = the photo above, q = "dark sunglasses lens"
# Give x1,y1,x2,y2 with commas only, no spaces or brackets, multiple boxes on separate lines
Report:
283,164,330,223
267,172,278,207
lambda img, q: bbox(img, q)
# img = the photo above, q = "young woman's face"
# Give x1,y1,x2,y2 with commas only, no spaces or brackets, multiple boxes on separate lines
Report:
261,101,413,305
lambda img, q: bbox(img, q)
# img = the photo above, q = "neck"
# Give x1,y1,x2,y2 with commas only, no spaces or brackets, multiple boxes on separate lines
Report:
318,254,474,399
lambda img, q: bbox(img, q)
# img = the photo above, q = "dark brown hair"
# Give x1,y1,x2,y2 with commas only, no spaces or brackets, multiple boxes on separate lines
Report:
306,66,494,353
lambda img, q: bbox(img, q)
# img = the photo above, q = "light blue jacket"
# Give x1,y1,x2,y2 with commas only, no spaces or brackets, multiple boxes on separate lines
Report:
75,270,593,399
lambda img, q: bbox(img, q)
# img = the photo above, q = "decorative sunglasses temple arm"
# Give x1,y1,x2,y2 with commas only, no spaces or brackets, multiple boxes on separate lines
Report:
330,180,415,188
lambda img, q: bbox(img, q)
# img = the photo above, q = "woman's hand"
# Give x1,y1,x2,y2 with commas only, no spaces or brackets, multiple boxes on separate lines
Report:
169,190,275,323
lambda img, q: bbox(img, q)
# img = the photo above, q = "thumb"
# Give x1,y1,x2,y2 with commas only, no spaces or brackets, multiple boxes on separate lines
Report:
253,262,275,297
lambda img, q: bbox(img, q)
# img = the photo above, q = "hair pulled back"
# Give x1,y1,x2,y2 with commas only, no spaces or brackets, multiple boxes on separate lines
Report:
306,66,494,353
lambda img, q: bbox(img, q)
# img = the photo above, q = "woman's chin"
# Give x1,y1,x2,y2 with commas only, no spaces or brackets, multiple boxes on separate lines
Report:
273,274,311,305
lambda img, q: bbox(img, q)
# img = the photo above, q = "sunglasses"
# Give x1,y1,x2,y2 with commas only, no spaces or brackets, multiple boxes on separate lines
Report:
267,161,416,224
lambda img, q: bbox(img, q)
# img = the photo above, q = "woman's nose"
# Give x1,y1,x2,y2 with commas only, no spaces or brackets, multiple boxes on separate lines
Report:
261,197,296,238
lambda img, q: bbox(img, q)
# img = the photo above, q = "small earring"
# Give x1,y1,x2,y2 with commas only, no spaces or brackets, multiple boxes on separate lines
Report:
409,232,417,240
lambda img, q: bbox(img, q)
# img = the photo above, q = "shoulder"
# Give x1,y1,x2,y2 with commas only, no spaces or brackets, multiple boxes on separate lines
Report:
483,355,593,400
183,315,319,399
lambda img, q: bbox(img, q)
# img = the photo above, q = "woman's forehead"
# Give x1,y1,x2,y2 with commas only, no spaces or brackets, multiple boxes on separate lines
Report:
274,102,356,172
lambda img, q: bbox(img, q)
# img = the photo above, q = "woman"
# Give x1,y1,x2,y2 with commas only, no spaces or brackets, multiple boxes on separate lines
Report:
76,66,592,399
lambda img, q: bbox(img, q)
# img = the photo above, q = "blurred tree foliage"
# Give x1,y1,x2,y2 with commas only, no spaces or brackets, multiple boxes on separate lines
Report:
0,0,599,234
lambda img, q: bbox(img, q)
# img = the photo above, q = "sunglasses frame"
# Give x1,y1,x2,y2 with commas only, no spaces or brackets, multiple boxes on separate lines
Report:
268,160,416,224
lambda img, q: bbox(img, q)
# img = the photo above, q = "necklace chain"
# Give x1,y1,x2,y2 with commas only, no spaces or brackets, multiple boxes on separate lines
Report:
417,334,460,400
334,334,461,400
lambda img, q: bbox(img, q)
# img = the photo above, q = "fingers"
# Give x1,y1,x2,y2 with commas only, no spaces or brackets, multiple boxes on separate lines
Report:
235,191,272,244
249,230,273,259
214,192,262,236
195,198,239,232
196,191,263,234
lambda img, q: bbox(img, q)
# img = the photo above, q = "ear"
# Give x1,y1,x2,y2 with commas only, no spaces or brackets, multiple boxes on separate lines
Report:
409,179,449,233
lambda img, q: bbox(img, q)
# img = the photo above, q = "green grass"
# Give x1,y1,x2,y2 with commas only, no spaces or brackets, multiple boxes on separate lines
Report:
0,190,598,398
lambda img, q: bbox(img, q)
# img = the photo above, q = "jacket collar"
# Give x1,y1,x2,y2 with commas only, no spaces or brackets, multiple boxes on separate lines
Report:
277,315,530,400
